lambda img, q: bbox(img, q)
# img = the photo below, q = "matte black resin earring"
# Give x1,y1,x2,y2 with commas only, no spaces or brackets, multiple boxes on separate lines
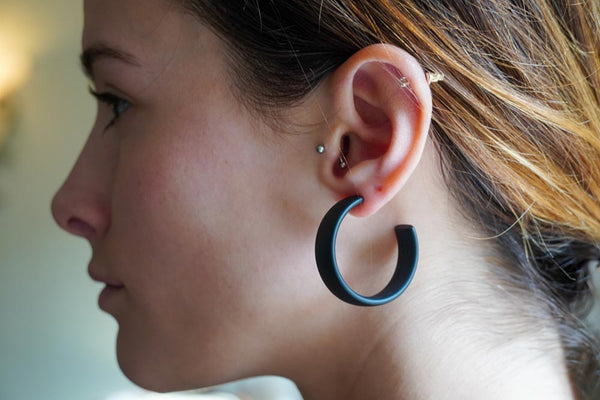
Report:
315,195,418,306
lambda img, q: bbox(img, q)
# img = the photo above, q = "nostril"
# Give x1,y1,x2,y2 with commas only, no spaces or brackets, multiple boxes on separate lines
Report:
67,217,96,238
51,185,111,239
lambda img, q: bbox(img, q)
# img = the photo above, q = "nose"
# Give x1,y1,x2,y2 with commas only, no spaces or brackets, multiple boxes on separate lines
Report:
51,134,112,241
51,184,110,240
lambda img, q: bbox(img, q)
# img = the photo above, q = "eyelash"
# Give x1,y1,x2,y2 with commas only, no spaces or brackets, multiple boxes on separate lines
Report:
88,86,131,131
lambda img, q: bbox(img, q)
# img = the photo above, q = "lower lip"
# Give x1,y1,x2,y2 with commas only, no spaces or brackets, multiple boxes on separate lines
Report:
98,285,125,311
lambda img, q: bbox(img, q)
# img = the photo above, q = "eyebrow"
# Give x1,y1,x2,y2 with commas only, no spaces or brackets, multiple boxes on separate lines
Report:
80,43,141,79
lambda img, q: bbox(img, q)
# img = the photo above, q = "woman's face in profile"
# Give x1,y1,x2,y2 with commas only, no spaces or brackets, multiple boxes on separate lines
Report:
53,0,329,391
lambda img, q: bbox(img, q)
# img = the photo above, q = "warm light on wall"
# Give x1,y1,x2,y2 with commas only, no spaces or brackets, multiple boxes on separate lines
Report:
0,29,33,148
0,35,31,96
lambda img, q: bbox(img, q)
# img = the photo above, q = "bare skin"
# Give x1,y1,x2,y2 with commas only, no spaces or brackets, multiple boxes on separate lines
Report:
51,1,575,398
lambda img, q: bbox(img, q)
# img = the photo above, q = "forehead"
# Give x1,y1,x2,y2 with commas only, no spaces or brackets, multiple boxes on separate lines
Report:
82,0,196,60
81,0,228,90
84,0,166,41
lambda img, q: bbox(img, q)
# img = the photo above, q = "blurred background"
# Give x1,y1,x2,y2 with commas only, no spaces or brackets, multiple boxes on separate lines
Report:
0,1,598,399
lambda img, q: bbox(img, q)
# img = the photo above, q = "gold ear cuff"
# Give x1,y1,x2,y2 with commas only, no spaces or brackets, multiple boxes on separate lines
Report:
425,71,445,85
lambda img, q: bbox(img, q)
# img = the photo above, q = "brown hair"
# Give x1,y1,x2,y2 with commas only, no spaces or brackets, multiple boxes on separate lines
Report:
178,0,600,396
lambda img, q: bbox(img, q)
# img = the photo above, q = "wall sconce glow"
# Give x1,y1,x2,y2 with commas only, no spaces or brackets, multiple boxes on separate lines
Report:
0,29,33,148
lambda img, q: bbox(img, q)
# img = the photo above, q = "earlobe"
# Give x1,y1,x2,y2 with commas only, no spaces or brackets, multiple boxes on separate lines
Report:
317,44,434,217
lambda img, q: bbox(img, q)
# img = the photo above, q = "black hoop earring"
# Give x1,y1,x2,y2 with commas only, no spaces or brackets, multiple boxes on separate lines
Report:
315,195,418,307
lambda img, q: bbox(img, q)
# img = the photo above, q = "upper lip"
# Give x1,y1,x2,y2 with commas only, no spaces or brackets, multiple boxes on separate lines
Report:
88,264,124,288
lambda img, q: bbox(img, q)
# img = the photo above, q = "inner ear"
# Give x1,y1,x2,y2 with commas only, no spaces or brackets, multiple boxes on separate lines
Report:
354,95,389,127
341,66,394,173
352,66,392,129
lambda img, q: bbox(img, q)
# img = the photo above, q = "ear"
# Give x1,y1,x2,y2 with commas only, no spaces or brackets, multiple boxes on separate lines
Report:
318,44,433,217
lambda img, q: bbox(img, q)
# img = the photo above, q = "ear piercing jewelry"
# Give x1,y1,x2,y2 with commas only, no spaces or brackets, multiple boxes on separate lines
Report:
400,71,445,87
314,152,418,306
315,196,418,306
425,71,445,84
315,145,348,169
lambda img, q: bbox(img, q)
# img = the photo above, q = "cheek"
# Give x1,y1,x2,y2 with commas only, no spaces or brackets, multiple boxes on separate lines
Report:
104,140,260,384
109,142,227,302
105,116,277,326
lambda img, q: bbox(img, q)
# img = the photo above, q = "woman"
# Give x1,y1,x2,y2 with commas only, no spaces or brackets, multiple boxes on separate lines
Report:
51,0,600,398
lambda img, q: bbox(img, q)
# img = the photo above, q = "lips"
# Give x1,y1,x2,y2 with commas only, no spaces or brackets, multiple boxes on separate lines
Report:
89,264,126,312
88,265,125,288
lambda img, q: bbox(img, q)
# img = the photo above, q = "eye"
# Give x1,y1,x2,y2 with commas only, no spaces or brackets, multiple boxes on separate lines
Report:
88,86,131,131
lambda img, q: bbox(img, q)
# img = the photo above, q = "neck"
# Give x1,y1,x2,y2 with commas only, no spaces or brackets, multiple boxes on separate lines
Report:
290,253,575,400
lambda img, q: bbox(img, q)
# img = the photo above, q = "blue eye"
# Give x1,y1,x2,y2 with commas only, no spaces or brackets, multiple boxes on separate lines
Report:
88,86,131,131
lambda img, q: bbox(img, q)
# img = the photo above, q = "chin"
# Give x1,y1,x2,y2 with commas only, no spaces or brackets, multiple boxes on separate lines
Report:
117,351,169,392
114,330,182,393
116,351,207,393
114,331,240,393
118,359,238,394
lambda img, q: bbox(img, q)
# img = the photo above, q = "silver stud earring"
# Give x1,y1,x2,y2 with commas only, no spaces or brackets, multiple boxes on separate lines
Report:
317,145,347,169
